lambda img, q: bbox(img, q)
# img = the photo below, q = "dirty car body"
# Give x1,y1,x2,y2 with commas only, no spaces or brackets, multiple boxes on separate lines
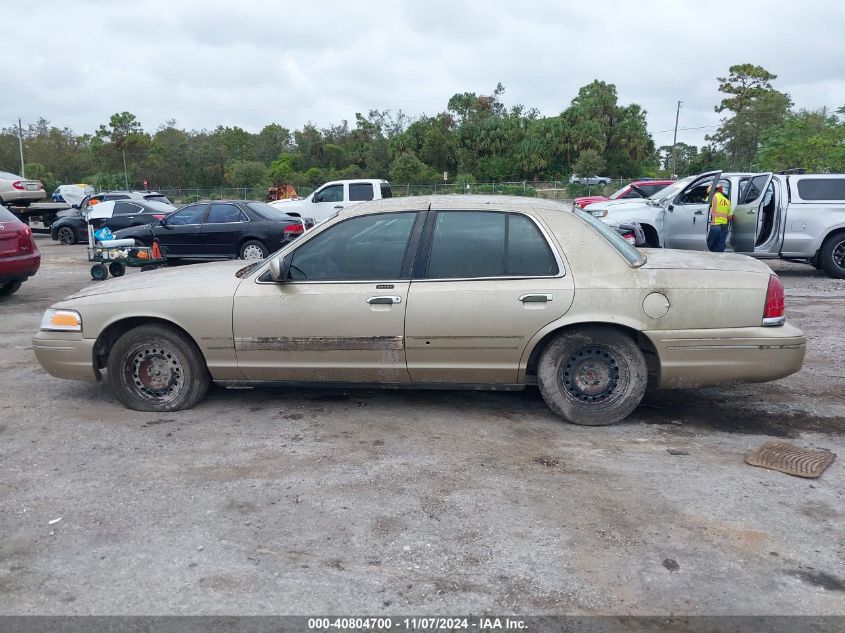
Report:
33,196,806,425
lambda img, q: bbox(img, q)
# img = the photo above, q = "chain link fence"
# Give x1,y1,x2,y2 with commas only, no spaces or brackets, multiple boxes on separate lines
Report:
155,180,632,206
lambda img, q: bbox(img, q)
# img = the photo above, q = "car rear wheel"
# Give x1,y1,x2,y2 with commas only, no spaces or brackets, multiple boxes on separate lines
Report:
0,280,22,297
240,240,269,260
537,326,647,425
820,232,845,279
107,324,211,412
57,226,77,245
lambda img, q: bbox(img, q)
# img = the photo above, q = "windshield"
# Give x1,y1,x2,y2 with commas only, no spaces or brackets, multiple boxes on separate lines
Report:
575,209,645,267
651,177,694,204
608,185,629,200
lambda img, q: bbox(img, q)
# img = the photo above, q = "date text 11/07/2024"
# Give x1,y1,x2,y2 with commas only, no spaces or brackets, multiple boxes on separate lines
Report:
307,617,528,630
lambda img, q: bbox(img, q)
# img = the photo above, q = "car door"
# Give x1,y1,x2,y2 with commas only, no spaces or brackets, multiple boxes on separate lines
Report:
154,203,208,256
306,183,345,222
404,209,574,384
232,210,424,381
663,171,721,250
729,173,774,254
107,201,144,232
201,203,249,258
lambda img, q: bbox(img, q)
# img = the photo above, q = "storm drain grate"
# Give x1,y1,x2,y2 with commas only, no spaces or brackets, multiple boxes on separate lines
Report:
745,441,836,478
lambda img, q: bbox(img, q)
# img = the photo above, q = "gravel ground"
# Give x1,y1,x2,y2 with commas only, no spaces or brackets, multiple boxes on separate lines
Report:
0,237,843,615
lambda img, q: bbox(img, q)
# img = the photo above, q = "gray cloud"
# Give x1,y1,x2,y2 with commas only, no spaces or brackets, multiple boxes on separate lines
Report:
3,0,844,153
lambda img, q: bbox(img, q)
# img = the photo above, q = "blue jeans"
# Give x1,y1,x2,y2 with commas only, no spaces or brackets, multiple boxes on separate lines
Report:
707,225,728,252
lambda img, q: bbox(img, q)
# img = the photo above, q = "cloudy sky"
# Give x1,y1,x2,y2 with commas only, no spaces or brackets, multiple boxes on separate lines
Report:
4,0,845,151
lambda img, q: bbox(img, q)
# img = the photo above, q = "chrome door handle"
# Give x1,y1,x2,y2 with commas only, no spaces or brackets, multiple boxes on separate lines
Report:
694,210,704,215
367,296,401,305
747,209,757,214
519,294,552,303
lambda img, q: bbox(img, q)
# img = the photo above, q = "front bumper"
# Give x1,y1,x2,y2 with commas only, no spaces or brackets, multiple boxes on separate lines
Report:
644,323,806,389
32,332,99,382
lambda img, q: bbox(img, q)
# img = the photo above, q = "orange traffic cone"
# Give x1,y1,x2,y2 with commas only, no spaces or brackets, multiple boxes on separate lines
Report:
151,240,162,259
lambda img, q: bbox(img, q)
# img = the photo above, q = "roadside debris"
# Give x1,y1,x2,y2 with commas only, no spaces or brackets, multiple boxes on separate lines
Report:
48,517,63,525
666,448,690,456
745,441,836,478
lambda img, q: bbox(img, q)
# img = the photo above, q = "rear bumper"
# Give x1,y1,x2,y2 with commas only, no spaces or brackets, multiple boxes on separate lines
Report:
32,332,99,382
644,323,806,389
0,252,41,283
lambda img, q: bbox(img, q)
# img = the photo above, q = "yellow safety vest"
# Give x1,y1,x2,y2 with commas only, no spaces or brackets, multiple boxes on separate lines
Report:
709,192,732,226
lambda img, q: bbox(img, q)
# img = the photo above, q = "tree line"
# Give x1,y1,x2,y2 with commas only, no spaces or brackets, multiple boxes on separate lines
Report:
2,65,842,196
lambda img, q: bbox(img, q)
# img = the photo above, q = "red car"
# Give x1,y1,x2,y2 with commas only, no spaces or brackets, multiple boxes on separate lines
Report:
0,206,41,297
573,179,675,209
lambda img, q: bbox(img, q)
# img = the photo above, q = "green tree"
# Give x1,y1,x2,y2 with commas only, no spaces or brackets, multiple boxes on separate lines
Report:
572,149,605,178
224,160,268,188
389,150,434,183
755,108,845,172
707,64,792,170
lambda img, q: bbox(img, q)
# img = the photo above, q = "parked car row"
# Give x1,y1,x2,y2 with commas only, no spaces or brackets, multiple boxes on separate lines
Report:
587,170,845,278
51,199,176,245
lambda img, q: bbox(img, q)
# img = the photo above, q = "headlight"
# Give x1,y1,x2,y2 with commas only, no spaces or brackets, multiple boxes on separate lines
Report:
40,309,82,332
590,209,608,218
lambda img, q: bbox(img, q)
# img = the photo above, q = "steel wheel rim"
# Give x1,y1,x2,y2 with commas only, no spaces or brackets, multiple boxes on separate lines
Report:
242,244,265,260
833,240,845,268
128,344,185,405
58,227,74,244
560,345,620,404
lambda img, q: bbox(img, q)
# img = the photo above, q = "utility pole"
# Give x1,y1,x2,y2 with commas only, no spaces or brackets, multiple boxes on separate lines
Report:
122,147,129,189
670,101,682,178
18,118,26,178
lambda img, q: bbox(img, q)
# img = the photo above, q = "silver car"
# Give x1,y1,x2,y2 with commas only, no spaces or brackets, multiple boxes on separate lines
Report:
0,171,45,206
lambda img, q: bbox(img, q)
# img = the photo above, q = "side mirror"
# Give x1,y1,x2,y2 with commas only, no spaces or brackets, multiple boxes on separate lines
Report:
268,254,292,282
160,218,171,228
311,194,318,203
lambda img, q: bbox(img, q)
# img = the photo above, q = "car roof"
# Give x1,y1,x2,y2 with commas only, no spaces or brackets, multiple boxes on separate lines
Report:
341,195,572,217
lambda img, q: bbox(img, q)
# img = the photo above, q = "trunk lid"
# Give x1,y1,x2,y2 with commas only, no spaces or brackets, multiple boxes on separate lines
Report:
640,248,771,274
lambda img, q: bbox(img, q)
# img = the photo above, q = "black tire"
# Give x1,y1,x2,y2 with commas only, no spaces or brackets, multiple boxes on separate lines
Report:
109,261,126,277
239,239,269,260
107,324,211,412
820,232,845,279
57,226,77,245
537,326,648,426
0,280,22,297
91,264,108,281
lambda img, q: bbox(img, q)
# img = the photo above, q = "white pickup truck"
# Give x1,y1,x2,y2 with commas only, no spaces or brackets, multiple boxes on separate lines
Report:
270,179,392,224
586,170,845,278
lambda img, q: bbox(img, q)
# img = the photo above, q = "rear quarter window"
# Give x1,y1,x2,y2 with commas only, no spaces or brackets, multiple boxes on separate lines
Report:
796,178,845,201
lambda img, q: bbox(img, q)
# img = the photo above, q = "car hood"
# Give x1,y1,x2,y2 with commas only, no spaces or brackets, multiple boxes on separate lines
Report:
640,248,772,274
587,198,651,213
64,260,249,300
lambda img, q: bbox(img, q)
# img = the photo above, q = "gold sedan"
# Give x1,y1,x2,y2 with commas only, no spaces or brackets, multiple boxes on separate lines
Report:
33,196,805,425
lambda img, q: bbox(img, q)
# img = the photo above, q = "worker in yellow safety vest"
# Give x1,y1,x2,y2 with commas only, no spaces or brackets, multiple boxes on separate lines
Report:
705,183,732,252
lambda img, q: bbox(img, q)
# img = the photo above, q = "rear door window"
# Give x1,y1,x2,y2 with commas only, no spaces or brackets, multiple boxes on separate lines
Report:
206,203,247,223
113,202,142,215
426,211,558,278
349,183,375,202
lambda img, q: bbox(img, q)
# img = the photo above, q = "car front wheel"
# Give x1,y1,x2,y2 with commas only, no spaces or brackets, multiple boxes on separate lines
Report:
107,324,211,412
537,326,647,425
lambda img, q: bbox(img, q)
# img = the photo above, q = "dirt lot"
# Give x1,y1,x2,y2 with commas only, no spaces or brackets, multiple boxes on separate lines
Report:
1,236,844,615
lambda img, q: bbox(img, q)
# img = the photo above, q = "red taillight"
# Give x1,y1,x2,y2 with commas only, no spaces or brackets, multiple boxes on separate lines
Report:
284,223,304,235
762,274,785,326
152,214,165,220
12,181,25,190
17,227,33,253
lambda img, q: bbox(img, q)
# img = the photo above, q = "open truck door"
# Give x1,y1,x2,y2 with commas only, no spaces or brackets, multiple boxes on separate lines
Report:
663,171,721,250
729,173,774,254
